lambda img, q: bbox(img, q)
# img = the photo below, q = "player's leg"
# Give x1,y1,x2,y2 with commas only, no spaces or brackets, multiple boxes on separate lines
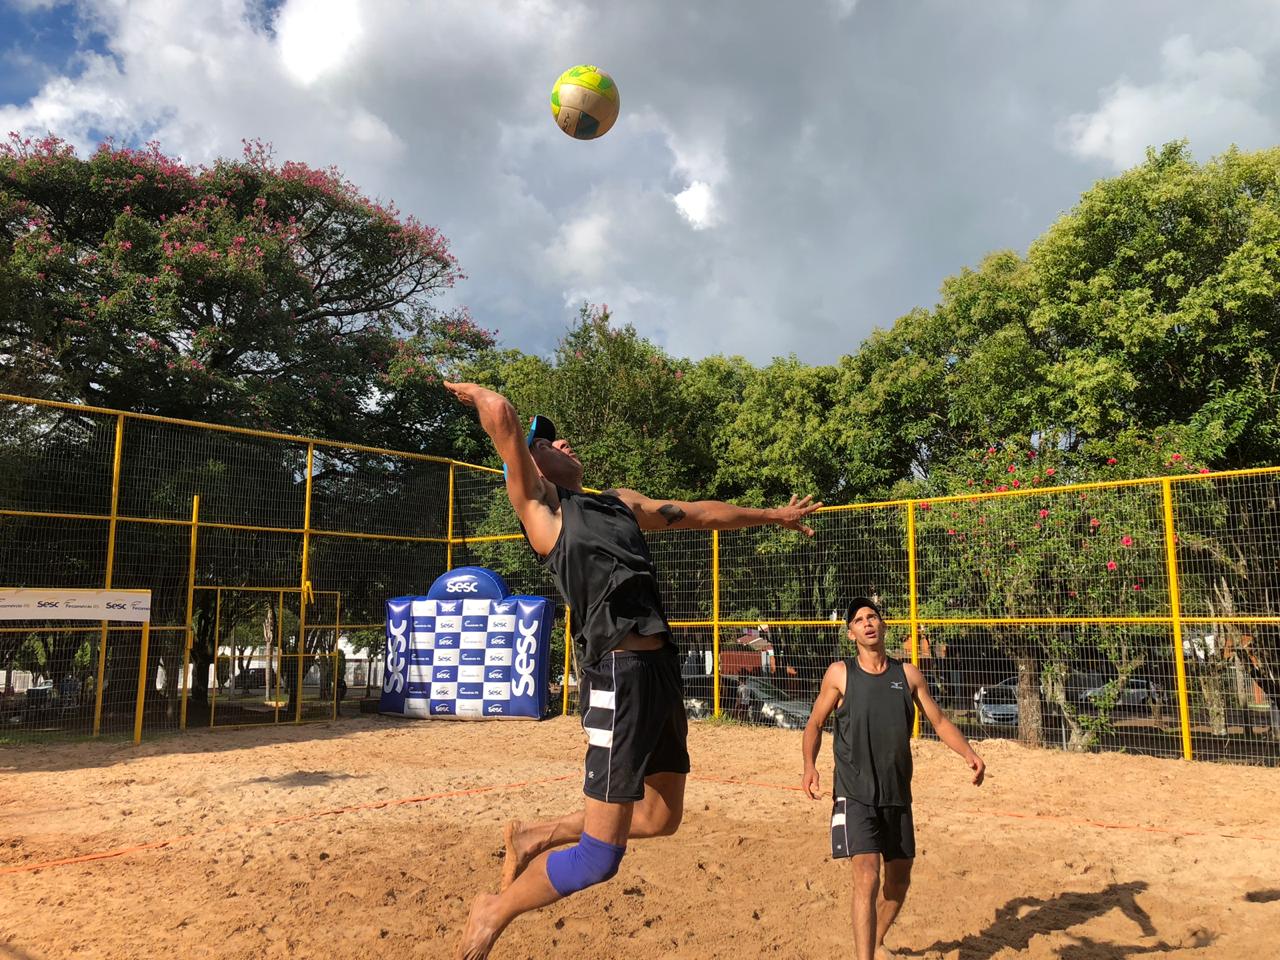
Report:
456,797,633,960
873,805,916,957
504,769,683,886
875,857,913,958
850,852,881,960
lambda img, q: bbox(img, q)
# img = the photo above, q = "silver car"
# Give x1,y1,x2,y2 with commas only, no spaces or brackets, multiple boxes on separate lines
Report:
975,684,1019,726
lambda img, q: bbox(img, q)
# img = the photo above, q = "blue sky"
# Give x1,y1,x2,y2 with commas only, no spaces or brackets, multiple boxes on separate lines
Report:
3,0,1280,363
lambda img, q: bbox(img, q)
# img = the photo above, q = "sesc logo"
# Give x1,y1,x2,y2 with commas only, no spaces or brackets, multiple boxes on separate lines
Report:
433,702,452,714
487,668,506,681
486,703,505,715
36,600,60,608
105,602,127,611
383,615,407,694
513,613,539,697
445,577,479,594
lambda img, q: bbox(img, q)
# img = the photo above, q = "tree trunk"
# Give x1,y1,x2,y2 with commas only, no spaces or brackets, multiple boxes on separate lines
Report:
1013,647,1043,747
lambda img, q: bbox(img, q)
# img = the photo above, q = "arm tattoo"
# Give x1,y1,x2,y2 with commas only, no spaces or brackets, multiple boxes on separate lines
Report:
658,503,687,527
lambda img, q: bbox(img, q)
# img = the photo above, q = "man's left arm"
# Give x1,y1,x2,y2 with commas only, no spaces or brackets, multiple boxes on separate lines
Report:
904,663,985,786
606,489,822,536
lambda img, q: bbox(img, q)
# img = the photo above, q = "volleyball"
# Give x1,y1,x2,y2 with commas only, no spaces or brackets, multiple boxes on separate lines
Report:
550,64,620,140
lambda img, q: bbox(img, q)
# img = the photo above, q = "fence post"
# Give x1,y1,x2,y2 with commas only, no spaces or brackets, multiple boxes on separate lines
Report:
210,588,223,727
712,530,721,719
446,462,456,570
296,443,315,724
132,622,151,743
94,413,126,737
562,609,572,717
180,495,200,729
906,502,921,739
1160,478,1194,760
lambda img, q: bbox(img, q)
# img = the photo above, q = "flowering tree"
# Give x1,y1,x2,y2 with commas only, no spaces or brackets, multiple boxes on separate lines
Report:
0,134,492,450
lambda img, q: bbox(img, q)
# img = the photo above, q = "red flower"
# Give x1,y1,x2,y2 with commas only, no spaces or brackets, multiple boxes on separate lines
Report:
1045,468,1055,476
1039,509,1049,518
1011,480,1021,488
1028,450,1037,458
947,529,956,536
1121,535,1133,547
1171,453,1183,462
1090,518,1100,527
1106,560,1118,571
1107,457,1117,465
996,485,1008,492
987,447,996,454
919,502,931,511
1007,464,1017,473
1199,467,1210,474
1133,583,1142,591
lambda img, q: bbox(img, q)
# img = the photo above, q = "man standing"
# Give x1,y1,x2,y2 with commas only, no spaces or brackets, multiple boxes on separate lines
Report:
444,381,821,960
802,598,986,960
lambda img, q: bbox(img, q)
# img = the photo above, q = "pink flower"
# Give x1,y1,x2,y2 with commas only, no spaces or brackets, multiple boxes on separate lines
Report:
1133,583,1142,591
1039,509,1049,518
1121,535,1133,547
1090,518,1101,528
1171,453,1183,462
919,502,931,511
996,485,1008,493
1107,457,1117,465
987,447,996,454
1106,560,1118,571
1045,467,1055,476
1007,464,1017,473
1199,467,1210,474
946,529,956,536
1011,480,1021,488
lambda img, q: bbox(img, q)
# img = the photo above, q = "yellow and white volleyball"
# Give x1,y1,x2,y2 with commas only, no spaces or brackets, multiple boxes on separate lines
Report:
550,64,620,140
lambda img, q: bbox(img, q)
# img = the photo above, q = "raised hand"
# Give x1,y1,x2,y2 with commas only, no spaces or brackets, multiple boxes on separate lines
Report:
774,494,823,536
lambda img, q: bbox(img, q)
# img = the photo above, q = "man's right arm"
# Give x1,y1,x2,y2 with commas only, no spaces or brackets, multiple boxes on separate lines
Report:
801,661,846,800
443,382,557,552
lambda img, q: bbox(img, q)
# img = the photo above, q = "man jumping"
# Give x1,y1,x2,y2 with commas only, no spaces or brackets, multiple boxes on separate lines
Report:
802,597,986,960
445,381,822,959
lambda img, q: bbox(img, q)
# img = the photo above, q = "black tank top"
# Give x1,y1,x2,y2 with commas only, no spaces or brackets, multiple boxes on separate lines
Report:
832,657,914,806
536,486,670,667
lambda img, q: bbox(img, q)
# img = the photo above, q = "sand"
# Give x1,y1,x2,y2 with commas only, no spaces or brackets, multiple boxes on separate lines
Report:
1,716,1278,959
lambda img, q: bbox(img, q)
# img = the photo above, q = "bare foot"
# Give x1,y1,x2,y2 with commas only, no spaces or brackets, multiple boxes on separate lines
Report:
500,820,529,891
875,946,898,960
454,893,502,960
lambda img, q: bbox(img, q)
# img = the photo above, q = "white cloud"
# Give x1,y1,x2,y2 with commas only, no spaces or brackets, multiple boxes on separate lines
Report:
1059,34,1275,170
276,0,363,87
673,180,716,229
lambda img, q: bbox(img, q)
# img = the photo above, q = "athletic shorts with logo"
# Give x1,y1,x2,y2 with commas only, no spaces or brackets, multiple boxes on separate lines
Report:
830,797,916,861
580,646,690,803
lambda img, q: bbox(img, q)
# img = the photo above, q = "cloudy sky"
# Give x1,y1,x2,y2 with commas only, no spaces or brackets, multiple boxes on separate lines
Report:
3,0,1280,363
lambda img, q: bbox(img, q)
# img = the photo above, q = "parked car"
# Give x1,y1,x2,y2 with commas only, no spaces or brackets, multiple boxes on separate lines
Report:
683,674,814,729
1078,676,1163,709
975,684,1019,727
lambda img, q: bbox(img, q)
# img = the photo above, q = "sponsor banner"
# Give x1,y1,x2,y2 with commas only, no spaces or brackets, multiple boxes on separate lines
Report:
0,589,152,622
380,567,551,722
378,597,412,715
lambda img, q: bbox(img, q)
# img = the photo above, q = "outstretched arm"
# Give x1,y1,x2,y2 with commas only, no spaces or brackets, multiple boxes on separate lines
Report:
905,663,985,786
801,661,846,800
443,382,558,553
606,490,823,536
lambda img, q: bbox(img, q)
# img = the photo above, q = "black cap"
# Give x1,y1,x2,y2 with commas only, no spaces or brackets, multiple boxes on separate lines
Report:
525,414,556,448
844,597,883,626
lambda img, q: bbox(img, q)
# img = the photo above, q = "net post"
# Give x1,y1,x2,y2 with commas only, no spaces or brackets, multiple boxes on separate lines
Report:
296,443,315,724
132,621,151,743
712,530,721,719
180,495,200,729
1161,478,1194,760
94,413,126,737
446,462,456,570
907,501,921,739
562,608,572,716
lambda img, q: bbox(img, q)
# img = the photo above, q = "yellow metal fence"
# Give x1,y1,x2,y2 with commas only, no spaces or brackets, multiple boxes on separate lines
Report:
2,393,1279,765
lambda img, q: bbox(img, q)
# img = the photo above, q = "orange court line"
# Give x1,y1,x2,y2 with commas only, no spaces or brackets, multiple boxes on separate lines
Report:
0,774,572,877
687,774,1280,844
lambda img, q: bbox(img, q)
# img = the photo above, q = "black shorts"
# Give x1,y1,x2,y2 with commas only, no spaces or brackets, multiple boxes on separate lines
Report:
830,797,915,861
580,647,690,803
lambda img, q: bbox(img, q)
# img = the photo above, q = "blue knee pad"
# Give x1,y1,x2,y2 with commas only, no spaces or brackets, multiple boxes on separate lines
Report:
546,833,626,896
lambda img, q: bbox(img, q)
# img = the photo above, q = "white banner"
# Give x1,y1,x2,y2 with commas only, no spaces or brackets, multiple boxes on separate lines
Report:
0,589,152,622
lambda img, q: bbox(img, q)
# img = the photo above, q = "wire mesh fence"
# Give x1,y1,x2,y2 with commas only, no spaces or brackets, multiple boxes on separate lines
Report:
2,392,1278,764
